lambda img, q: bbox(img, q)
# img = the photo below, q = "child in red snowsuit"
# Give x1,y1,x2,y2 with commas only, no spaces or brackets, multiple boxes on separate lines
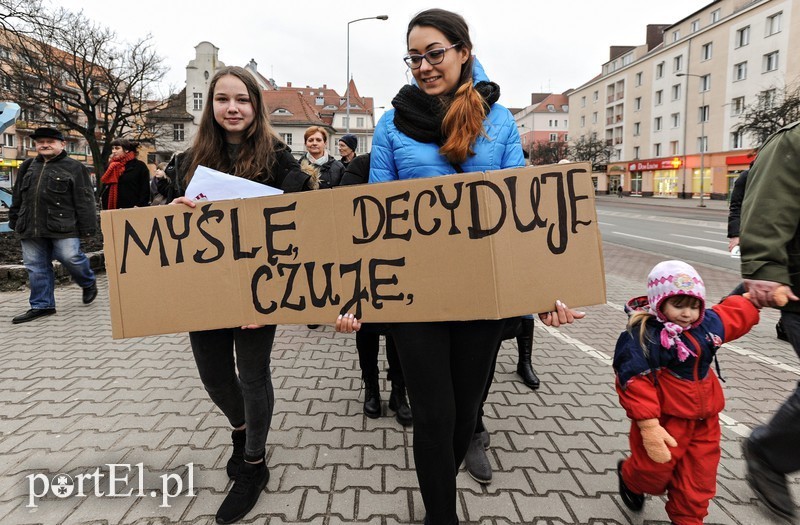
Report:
614,260,759,525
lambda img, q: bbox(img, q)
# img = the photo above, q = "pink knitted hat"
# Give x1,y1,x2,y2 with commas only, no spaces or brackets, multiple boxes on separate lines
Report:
647,260,706,327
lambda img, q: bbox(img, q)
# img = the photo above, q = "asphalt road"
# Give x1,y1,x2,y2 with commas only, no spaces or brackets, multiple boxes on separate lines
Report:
596,198,739,272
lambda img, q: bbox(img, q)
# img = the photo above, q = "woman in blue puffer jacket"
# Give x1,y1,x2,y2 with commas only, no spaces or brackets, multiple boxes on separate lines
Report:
337,9,583,524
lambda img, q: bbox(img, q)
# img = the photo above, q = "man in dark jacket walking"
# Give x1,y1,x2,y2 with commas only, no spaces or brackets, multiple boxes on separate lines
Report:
8,127,98,324
740,120,800,520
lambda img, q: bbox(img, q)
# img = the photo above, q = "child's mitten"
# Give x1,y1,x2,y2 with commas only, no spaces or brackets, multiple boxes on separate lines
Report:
637,418,677,463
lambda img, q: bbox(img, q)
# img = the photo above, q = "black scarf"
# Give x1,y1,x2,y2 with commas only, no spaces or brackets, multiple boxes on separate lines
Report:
391,80,501,144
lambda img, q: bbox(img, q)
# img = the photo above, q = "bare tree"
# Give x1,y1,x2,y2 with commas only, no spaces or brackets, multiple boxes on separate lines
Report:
738,83,800,146
0,0,45,31
1,6,167,183
567,135,614,168
526,140,569,166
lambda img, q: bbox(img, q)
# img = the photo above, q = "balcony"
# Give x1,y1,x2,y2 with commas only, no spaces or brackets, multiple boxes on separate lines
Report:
614,137,623,145
616,92,624,100
607,95,615,103
606,117,614,125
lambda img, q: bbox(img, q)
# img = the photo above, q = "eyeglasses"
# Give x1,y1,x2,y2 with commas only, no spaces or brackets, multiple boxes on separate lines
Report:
403,43,461,69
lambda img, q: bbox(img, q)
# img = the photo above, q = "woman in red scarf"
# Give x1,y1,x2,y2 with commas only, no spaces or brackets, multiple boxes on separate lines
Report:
100,138,150,210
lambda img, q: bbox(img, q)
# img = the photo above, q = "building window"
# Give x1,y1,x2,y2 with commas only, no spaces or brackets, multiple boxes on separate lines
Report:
700,74,711,92
655,62,664,79
734,62,747,81
315,96,324,105
654,143,662,156
633,122,641,136
0,73,11,90
279,133,292,146
766,12,782,36
736,26,750,48
711,9,720,23
634,97,642,111
357,117,365,128
731,129,745,149
763,51,779,72
673,55,683,72
731,96,745,116
549,133,558,142
173,123,184,142
699,105,710,122
671,84,681,101
697,136,708,152
193,93,202,111
342,116,349,129
691,19,700,33
592,90,598,101
701,42,713,61
655,90,663,105
635,72,643,86
581,96,586,108
670,141,680,155
633,146,640,158
671,113,680,128
654,117,663,131
761,89,777,108
3,133,14,147
592,112,598,124
672,30,680,42
580,116,585,127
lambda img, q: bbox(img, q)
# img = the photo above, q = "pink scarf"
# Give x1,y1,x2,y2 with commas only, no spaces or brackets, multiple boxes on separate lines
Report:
660,323,697,362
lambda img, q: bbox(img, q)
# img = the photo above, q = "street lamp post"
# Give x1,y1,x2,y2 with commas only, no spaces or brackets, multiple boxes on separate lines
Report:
677,72,707,207
347,15,388,134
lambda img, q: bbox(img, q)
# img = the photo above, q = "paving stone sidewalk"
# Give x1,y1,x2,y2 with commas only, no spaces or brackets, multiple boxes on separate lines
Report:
0,239,798,525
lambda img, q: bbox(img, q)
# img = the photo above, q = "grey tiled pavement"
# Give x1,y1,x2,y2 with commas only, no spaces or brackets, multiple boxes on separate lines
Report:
2,213,799,524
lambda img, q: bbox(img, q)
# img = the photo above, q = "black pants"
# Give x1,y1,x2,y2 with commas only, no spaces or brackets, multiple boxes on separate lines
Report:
355,324,404,384
390,320,504,525
750,310,800,474
189,326,276,459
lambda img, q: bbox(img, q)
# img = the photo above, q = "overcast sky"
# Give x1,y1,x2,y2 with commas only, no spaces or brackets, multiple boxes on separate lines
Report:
59,0,707,112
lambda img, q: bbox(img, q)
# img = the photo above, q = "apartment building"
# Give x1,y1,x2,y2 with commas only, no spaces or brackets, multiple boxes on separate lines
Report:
513,93,570,159
568,0,798,198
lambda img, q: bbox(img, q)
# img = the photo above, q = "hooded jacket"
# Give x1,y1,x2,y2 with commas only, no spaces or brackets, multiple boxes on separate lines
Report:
369,59,524,182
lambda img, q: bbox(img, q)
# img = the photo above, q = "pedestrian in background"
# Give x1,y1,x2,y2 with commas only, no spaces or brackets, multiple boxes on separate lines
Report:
740,120,800,522
299,126,344,188
100,138,150,210
338,133,358,168
161,65,313,525
8,127,98,324
339,152,412,426
727,168,749,257
615,260,759,524
149,162,169,206
336,9,584,524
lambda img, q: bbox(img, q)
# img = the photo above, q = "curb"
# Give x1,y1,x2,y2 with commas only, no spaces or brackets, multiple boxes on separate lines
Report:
0,251,106,292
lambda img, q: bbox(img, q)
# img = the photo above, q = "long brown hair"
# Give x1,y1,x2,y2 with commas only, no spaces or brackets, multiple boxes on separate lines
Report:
407,8,486,164
185,66,279,185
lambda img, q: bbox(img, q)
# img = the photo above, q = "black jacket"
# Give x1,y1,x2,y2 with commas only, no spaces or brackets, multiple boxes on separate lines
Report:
156,141,312,201
100,158,151,210
339,153,370,186
727,170,748,238
299,154,345,189
9,151,96,239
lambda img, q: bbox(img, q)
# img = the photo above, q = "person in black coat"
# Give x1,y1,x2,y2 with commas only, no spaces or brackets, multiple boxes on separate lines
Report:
100,138,150,210
339,153,412,425
299,126,344,189
727,169,748,253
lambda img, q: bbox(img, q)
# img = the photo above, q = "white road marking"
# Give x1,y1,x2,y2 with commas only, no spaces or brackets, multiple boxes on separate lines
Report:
538,324,753,438
612,231,730,255
598,221,616,226
670,234,728,245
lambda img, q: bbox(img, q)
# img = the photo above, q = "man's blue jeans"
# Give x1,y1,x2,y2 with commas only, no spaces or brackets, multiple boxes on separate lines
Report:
21,237,95,309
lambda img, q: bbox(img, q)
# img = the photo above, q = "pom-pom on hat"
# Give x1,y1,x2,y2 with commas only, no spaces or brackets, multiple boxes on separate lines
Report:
647,260,706,327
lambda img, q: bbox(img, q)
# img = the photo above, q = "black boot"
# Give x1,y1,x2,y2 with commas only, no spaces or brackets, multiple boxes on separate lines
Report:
226,428,246,479
363,372,381,418
216,456,269,524
388,381,412,426
516,317,540,390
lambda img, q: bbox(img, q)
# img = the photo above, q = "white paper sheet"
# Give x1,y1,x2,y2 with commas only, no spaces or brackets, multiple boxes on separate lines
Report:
184,165,284,201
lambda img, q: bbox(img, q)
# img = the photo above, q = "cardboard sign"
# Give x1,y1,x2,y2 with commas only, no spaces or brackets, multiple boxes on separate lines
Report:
101,163,605,339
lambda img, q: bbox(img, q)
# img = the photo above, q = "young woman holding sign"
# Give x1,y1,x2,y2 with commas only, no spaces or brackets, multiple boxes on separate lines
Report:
161,66,313,524
336,9,584,524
